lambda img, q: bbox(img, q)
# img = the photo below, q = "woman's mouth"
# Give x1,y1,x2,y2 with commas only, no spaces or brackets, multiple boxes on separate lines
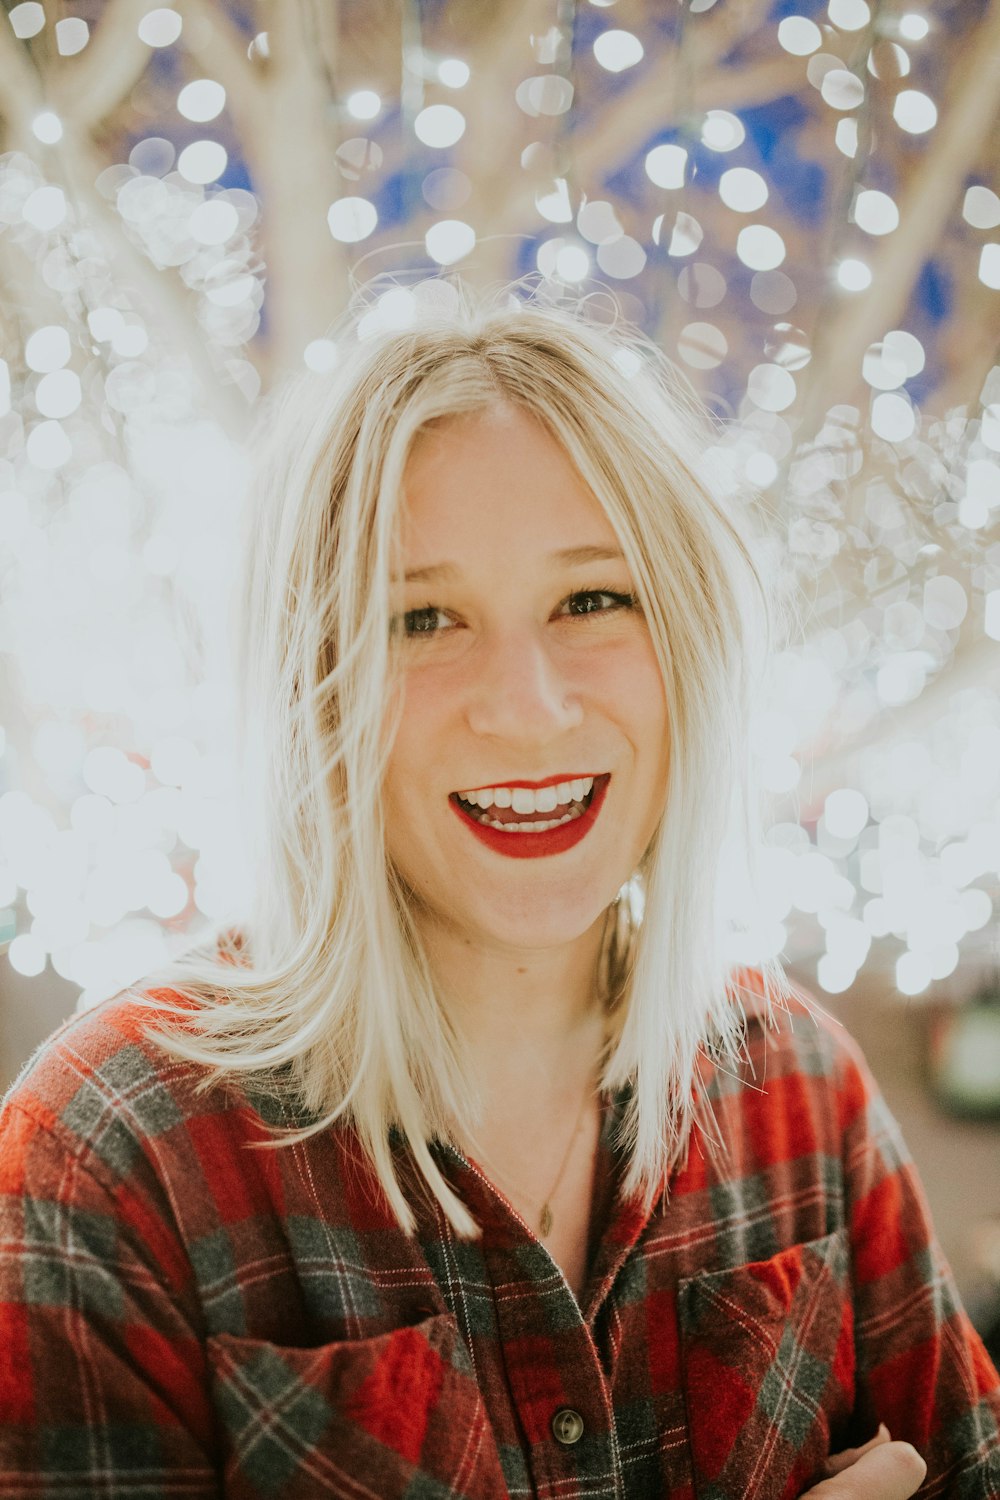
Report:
448,774,611,859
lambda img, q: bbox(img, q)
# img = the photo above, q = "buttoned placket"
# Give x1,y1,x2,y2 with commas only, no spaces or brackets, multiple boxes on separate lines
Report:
426,1088,655,1500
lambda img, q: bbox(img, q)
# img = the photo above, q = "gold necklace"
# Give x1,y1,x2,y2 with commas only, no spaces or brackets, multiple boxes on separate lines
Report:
472,1083,594,1239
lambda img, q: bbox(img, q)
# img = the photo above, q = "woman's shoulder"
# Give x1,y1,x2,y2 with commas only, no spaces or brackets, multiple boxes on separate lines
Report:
717,966,882,1124
0,985,248,1196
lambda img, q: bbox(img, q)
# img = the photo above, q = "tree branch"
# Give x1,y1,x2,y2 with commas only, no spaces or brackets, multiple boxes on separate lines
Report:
52,0,155,132
0,7,46,130
793,0,1000,441
172,0,259,130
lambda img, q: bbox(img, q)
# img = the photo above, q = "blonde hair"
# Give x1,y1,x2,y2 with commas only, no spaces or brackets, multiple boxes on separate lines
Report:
133,280,789,1237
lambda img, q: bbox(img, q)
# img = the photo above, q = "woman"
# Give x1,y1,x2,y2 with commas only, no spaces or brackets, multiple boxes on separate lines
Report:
0,284,997,1499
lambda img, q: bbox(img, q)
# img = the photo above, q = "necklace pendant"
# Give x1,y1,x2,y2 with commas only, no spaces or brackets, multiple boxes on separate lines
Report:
539,1202,553,1237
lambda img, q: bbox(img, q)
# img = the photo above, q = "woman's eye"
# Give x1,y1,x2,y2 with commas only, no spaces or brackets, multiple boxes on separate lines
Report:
562,589,638,617
398,606,451,637
393,589,638,640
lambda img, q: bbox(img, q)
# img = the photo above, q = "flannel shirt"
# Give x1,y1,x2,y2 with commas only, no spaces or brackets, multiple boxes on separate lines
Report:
0,978,998,1500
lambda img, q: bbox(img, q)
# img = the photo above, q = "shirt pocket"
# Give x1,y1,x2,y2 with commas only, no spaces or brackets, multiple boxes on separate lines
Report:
678,1228,855,1500
205,1311,510,1499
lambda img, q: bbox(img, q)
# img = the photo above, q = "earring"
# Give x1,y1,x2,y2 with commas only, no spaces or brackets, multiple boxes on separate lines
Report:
600,874,641,1008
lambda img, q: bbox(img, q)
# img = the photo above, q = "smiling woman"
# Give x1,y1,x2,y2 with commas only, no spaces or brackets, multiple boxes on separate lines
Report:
0,282,997,1498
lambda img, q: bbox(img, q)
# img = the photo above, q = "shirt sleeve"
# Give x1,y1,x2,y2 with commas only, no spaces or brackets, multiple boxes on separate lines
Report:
836,1028,1000,1497
0,1095,220,1497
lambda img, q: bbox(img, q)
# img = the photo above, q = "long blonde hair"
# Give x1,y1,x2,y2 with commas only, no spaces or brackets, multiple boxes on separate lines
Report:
132,280,789,1237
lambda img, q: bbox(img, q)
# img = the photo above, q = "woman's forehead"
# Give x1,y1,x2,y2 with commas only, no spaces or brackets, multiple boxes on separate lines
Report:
398,405,616,548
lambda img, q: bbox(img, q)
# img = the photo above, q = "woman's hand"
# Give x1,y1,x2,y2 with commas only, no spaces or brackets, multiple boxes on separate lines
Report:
801,1425,927,1498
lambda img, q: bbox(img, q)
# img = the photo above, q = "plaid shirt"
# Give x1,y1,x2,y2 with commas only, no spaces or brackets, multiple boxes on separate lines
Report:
1,981,998,1500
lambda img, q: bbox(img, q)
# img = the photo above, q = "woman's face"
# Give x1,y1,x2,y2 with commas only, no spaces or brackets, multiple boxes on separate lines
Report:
383,402,669,955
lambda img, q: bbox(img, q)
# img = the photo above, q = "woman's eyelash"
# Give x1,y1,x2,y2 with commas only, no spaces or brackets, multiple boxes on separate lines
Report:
394,588,640,639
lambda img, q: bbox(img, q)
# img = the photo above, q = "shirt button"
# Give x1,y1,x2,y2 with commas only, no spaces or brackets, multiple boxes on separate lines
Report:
551,1408,585,1446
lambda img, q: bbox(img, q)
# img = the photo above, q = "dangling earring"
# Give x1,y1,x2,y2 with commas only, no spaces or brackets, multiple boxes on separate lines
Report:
600,873,642,1009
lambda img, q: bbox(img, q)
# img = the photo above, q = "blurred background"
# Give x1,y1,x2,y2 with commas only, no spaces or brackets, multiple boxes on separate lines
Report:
0,0,998,1348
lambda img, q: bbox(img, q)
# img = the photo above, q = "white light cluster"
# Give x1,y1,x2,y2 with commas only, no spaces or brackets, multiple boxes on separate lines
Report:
1,16,996,1016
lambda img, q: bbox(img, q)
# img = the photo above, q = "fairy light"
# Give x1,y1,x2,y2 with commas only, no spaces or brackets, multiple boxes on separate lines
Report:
177,80,226,123
55,16,88,53
778,17,822,54
898,13,930,41
644,144,687,189
414,105,466,147
700,111,745,151
177,141,227,184
137,8,181,46
893,90,937,133
820,70,866,110
963,186,1000,229
34,370,82,419
577,199,622,243
837,257,872,289
25,326,71,371
854,189,899,236
828,0,870,29
536,179,573,223
347,90,381,120
23,186,67,230
515,76,574,116
326,197,377,242
592,30,644,71
31,112,63,145
438,59,470,88
736,225,786,270
978,245,1000,289
719,168,768,213
678,322,728,370
9,3,45,39
425,219,476,264
555,244,590,281
597,236,646,278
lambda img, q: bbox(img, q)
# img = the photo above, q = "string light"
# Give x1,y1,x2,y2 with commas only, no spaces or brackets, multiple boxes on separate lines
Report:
177,81,226,123
413,105,466,147
592,30,644,71
346,90,381,121
137,8,181,46
31,113,63,145
778,17,822,54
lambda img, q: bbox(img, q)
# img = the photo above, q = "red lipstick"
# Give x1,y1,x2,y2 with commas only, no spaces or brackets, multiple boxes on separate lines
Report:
449,774,611,859
464,773,589,792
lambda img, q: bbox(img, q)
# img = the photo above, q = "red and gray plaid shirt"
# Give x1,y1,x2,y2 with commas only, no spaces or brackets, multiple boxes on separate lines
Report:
1,980,998,1499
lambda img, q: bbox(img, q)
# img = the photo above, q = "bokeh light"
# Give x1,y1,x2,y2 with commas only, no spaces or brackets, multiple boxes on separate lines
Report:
0,0,997,1015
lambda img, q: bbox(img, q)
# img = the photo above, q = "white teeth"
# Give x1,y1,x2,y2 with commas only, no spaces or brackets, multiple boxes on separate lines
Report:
457,776,595,813
479,808,582,832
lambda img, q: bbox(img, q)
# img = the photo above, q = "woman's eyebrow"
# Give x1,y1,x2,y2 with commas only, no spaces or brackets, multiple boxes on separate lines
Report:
394,544,625,584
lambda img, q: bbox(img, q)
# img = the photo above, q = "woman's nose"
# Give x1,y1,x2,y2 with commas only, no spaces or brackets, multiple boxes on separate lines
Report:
463,628,584,741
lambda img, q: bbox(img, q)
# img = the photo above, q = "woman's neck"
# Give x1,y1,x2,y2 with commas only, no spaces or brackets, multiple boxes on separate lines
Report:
418,910,610,1108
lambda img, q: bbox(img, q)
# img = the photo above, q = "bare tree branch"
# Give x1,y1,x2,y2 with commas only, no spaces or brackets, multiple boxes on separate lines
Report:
173,0,260,128
174,0,349,374
574,53,814,182
52,0,155,132
58,130,250,434
0,7,46,131
793,0,1000,442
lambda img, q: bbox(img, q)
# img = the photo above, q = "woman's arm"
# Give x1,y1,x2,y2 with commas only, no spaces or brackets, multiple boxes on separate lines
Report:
0,1096,219,1496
